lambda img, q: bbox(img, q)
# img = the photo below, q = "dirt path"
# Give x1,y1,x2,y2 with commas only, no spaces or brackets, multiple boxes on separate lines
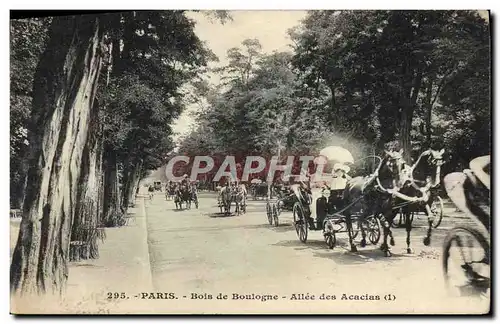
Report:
144,192,489,314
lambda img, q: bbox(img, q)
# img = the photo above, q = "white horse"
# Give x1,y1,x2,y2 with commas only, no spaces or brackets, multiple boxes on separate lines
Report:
233,183,247,215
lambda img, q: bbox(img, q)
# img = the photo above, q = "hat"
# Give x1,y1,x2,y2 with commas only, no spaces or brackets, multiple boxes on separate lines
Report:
333,163,351,174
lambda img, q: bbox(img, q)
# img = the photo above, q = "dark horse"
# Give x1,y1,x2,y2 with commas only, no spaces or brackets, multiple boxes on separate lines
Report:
394,148,446,253
342,150,409,256
175,184,191,210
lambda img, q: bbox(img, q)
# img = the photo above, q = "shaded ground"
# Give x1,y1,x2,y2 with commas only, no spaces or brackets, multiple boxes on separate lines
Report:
9,191,488,314
145,192,489,314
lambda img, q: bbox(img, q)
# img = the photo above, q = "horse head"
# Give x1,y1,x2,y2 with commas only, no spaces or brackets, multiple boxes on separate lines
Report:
384,148,405,172
410,148,445,188
381,148,406,189
427,148,445,167
426,148,445,187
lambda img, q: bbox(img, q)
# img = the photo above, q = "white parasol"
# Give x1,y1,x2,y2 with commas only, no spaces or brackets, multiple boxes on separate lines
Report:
319,146,355,164
333,162,351,174
251,179,263,184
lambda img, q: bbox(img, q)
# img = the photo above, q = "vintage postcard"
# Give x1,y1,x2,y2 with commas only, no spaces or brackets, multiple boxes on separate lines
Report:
9,9,491,315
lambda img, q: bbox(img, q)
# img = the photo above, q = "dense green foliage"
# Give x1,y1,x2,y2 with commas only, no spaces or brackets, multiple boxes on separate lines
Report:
10,18,51,208
9,11,226,209
179,10,490,178
10,10,491,205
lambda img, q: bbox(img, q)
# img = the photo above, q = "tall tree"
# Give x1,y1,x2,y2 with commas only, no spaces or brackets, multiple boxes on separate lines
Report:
11,15,105,296
291,10,490,163
10,18,51,208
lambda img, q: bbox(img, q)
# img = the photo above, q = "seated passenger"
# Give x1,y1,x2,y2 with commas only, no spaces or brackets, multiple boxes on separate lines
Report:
326,163,351,212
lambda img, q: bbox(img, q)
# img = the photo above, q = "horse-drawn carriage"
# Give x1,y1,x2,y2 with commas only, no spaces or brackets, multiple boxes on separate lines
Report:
288,146,447,256
266,184,295,227
217,182,247,216
250,180,269,200
291,173,382,250
153,181,163,192
171,177,199,210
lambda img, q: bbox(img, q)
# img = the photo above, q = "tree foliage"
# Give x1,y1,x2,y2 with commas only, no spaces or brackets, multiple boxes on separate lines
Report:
179,11,490,177
10,18,51,208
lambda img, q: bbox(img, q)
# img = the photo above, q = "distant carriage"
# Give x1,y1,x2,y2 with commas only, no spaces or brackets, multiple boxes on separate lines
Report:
266,184,294,227
190,182,199,209
165,183,176,200
174,183,192,210
217,183,247,216
232,184,247,215
251,181,268,200
154,181,162,192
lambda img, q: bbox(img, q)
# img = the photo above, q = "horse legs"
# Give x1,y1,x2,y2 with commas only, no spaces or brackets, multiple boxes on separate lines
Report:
359,211,368,248
345,214,358,253
378,213,393,257
423,204,433,246
405,210,414,254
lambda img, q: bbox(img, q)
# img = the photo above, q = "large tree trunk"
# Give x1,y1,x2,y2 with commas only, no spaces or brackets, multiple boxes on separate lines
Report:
399,107,414,163
129,160,143,206
10,16,104,297
71,100,104,262
121,160,143,209
96,133,105,229
399,71,423,164
102,149,123,227
422,77,434,146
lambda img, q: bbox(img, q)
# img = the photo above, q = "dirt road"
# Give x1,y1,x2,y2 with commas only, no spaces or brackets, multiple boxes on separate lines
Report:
144,191,489,314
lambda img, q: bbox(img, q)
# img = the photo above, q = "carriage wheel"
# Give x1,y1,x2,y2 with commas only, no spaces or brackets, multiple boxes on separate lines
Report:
272,204,279,227
293,203,308,243
431,196,444,228
266,202,273,225
363,215,382,244
442,225,490,299
323,219,336,249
